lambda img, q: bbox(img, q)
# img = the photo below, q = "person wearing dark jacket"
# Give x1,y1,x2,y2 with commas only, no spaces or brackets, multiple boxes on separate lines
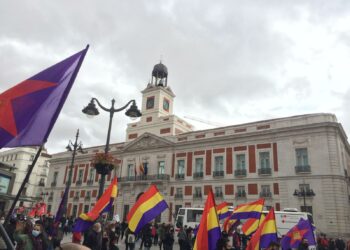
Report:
163,226,175,250
83,222,102,250
298,238,310,250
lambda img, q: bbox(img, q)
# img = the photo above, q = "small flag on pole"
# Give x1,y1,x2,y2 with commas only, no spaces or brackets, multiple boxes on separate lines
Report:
0,46,89,149
280,218,316,249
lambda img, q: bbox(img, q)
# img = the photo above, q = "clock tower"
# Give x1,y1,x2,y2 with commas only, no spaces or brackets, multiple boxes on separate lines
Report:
126,62,193,141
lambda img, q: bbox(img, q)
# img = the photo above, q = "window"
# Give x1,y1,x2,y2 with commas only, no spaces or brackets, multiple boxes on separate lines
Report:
214,156,224,171
195,158,203,173
53,172,58,183
237,186,245,195
187,210,203,223
215,186,223,197
194,187,202,197
259,152,270,169
146,96,155,109
10,155,13,161
158,161,165,175
296,148,308,166
127,164,134,178
236,154,246,169
75,191,79,197
30,155,34,161
15,154,17,160
177,160,185,175
89,168,95,181
47,205,52,213
176,188,183,195
84,205,89,213
86,191,91,197
72,205,78,218
261,185,270,193
123,205,129,221
78,169,84,181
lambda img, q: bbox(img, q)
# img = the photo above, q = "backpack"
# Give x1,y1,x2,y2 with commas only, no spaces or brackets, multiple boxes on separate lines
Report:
127,234,135,244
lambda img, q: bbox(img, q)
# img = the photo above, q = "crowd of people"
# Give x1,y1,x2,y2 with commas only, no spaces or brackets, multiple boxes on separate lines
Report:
1,214,350,250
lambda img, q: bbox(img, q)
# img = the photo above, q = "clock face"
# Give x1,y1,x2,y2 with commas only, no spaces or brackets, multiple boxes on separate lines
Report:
146,97,154,109
163,98,170,111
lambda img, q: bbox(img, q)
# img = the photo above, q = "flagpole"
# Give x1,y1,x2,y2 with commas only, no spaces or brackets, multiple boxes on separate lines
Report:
4,145,44,225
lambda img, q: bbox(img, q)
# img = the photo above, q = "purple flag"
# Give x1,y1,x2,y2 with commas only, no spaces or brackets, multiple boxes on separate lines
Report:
280,218,316,249
54,185,69,225
0,46,89,149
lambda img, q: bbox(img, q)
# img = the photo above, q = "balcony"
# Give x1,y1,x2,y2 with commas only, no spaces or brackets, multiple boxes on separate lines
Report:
295,165,311,173
260,191,272,198
193,172,203,179
51,182,56,187
213,170,224,178
234,169,247,177
48,196,53,202
76,180,82,186
73,196,79,201
293,189,316,198
215,192,224,199
175,174,185,180
258,168,272,176
175,193,183,199
39,171,47,177
193,193,202,200
235,192,246,199
38,181,45,187
87,180,94,186
85,196,91,201
118,174,170,183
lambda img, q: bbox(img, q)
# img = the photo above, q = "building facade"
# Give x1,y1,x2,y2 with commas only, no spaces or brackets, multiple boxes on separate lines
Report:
45,63,350,238
0,146,51,213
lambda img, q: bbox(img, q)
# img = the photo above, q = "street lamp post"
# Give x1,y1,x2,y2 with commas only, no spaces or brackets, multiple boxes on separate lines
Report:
293,184,316,212
82,98,141,199
64,129,85,211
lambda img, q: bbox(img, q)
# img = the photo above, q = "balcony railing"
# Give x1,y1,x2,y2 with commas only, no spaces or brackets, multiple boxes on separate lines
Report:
51,182,56,187
87,180,94,186
294,189,316,197
235,169,247,177
215,192,224,198
76,180,82,186
260,191,272,198
174,193,183,199
85,196,91,201
193,193,202,199
175,174,185,180
193,172,203,179
118,174,170,182
295,165,311,173
258,168,272,175
235,192,246,198
213,170,224,177
38,181,45,187
73,196,79,201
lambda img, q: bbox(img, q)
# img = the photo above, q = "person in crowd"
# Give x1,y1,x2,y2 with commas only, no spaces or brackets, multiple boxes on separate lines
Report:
109,234,120,250
125,227,136,250
329,238,336,250
163,225,175,250
4,216,17,245
157,223,166,250
216,237,233,250
336,238,346,250
121,220,128,240
83,222,102,250
232,229,241,250
72,231,82,244
31,222,50,250
152,223,158,246
143,224,153,250
267,241,280,250
102,230,109,250
181,227,193,250
178,225,186,249
13,220,34,250
298,238,309,250
115,222,121,244
320,234,329,249
347,239,350,250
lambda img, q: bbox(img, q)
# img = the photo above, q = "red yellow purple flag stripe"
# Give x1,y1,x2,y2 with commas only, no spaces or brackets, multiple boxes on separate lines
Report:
246,208,278,250
231,198,264,220
216,202,230,220
127,185,168,234
73,177,117,232
193,189,221,250
242,214,266,235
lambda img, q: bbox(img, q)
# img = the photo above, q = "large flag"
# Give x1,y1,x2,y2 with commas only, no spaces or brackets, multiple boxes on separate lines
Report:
223,216,239,233
242,214,266,236
246,208,278,250
231,199,264,220
127,185,168,234
216,202,230,220
0,46,88,149
280,218,316,249
193,189,221,250
73,177,118,232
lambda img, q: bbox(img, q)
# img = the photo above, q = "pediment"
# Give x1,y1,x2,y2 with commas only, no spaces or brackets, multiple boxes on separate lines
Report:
123,132,174,152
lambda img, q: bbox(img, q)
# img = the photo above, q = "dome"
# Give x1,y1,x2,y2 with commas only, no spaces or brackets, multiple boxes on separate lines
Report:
152,62,168,79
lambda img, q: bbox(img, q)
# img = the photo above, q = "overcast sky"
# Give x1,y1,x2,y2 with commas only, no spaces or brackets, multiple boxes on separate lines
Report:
1,0,350,153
